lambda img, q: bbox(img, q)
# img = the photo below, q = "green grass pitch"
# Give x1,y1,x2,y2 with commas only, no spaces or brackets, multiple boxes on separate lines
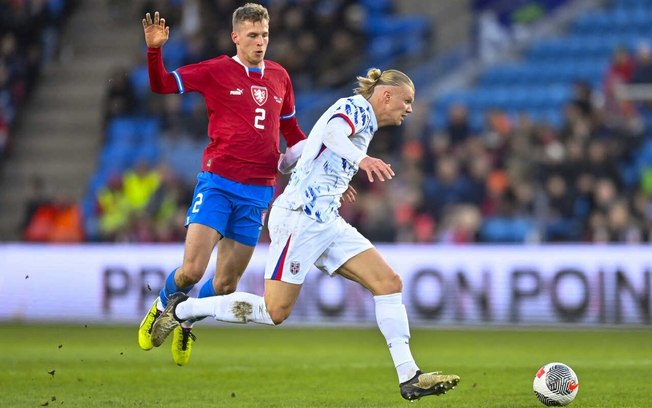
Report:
2,323,650,407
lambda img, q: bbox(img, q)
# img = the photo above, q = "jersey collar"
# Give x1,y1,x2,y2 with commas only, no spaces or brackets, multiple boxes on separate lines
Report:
232,55,265,78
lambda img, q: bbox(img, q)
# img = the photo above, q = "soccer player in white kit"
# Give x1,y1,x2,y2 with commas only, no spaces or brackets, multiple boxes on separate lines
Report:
150,68,460,400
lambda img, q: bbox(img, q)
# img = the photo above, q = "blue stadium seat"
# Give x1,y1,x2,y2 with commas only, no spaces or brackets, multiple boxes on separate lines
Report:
479,217,535,243
180,93,203,114
614,0,652,11
129,65,150,104
133,143,160,166
106,116,160,146
136,117,161,145
106,117,138,146
365,16,430,63
359,0,393,16
160,34,188,69
161,139,203,184
101,142,137,169
46,0,67,19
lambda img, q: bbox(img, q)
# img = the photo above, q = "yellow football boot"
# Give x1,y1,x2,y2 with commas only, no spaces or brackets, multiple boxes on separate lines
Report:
171,325,196,366
137,299,161,350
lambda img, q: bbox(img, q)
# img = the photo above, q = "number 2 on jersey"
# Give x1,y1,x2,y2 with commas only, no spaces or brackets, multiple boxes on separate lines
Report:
254,108,266,129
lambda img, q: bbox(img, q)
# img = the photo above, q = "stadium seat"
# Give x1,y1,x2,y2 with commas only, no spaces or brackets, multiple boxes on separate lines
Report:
160,138,203,184
479,217,535,243
359,0,393,16
129,65,150,104
105,116,160,147
306,1,649,239
159,34,188,69
106,117,138,146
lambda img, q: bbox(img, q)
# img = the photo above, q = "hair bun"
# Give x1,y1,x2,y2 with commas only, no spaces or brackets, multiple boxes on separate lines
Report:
367,68,382,82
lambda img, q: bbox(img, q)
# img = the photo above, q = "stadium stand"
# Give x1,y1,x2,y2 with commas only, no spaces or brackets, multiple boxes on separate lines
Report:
0,0,143,241
427,0,652,243
0,0,75,162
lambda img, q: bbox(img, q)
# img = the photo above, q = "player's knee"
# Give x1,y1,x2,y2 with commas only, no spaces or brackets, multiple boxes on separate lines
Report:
213,276,238,295
267,306,290,325
382,272,403,294
181,256,211,281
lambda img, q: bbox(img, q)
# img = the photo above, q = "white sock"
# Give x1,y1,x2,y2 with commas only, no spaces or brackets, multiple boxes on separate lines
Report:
155,296,163,312
175,292,275,325
374,293,419,383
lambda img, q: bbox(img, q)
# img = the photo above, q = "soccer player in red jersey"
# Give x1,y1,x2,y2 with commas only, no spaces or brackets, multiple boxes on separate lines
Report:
137,3,307,366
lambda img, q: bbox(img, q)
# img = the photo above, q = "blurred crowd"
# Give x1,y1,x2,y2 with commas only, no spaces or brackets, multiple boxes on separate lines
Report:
0,0,75,161
354,71,651,244
20,0,652,244
359,39,652,244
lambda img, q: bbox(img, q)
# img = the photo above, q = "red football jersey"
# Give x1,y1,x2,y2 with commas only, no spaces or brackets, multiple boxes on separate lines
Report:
148,49,304,186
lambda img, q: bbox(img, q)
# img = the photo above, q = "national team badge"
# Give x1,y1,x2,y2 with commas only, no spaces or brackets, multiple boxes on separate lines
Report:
251,86,268,106
290,261,300,275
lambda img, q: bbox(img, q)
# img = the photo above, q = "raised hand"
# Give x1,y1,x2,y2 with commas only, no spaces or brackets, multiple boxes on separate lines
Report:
358,156,394,183
142,11,170,48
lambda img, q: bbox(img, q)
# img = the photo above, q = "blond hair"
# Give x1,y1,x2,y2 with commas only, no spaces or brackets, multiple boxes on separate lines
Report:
354,68,415,99
232,3,269,29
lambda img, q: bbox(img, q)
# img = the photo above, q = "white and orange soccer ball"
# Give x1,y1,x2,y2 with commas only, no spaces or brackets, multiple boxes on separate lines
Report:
533,362,579,406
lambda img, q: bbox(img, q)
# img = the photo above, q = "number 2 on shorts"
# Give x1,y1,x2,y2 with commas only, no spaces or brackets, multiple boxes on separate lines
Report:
191,193,204,213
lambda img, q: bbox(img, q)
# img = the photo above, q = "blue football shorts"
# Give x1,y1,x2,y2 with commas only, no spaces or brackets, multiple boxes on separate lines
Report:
185,171,274,246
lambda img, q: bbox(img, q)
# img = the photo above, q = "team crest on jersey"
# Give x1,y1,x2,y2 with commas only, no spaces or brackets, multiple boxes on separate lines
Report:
290,261,300,275
251,86,268,106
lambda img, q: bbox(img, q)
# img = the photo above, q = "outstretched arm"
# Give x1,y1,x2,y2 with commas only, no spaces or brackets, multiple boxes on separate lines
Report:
142,12,179,94
278,139,306,174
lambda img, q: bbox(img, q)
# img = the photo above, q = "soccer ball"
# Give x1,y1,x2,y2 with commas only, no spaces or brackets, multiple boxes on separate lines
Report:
532,362,579,406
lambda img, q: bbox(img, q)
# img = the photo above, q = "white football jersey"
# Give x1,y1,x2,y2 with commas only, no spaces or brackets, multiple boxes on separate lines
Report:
274,94,378,222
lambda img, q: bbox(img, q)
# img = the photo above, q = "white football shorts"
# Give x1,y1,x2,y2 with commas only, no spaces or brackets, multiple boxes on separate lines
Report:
264,206,374,284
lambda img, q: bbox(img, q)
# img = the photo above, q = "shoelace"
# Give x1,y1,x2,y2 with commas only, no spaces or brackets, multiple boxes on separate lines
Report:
147,310,162,334
180,329,196,350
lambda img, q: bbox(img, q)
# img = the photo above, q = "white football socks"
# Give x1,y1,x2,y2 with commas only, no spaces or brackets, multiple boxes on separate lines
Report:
374,293,419,383
175,292,275,325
